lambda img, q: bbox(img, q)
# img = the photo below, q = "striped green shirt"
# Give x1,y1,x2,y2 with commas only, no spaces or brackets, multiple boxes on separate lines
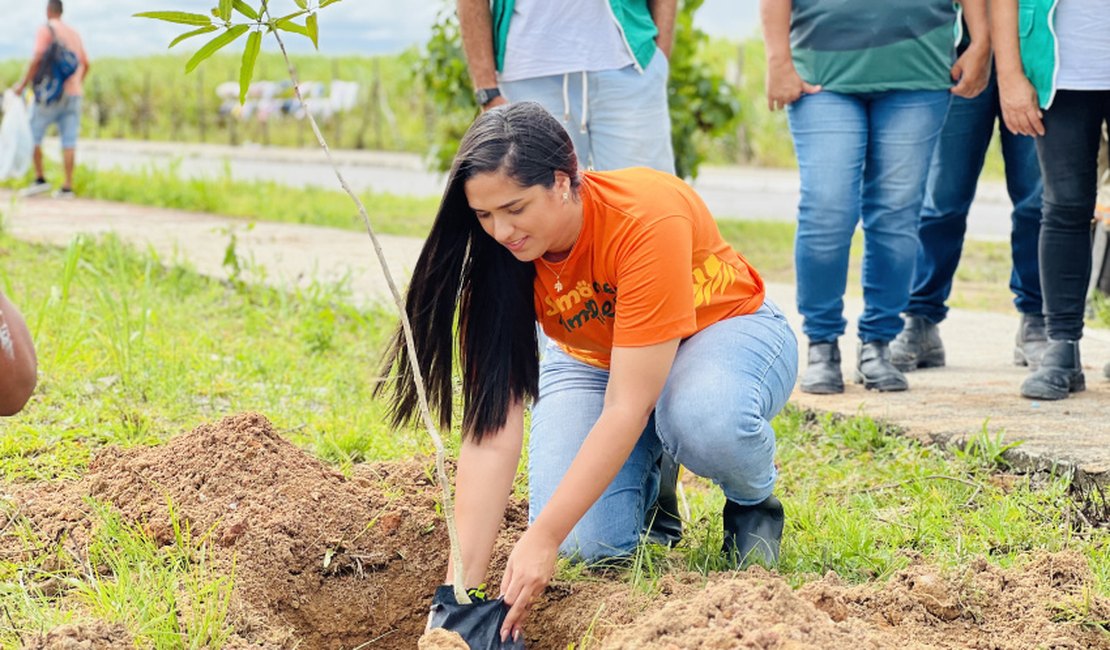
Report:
791,0,960,94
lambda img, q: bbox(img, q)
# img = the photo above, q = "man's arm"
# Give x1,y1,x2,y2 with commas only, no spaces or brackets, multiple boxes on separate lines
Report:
648,0,678,59
0,291,37,416
990,0,1044,135
457,0,507,111
13,27,48,94
950,0,992,98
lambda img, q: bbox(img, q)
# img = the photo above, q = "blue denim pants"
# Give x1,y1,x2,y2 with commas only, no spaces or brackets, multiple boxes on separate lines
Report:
528,301,798,562
908,74,1044,324
30,94,82,149
787,90,951,343
499,48,674,173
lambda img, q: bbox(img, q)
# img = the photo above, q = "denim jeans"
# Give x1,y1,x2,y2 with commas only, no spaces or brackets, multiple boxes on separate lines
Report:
30,94,82,149
908,74,1043,324
787,90,951,343
528,300,797,562
499,48,674,173
1035,90,1110,341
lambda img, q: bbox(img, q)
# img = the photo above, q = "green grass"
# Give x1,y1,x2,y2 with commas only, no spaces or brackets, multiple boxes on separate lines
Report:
1,159,440,239
0,232,430,483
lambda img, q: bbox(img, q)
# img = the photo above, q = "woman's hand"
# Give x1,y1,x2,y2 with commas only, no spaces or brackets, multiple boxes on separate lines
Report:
998,72,1044,136
950,43,992,98
765,58,821,111
498,526,560,643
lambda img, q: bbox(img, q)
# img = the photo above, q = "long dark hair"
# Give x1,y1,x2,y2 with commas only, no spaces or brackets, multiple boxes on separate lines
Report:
378,102,580,443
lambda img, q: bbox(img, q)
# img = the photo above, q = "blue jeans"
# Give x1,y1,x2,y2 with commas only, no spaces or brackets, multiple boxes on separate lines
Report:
31,94,82,149
499,48,674,173
908,75,1043,324
787,90,951,343
528,301,797,562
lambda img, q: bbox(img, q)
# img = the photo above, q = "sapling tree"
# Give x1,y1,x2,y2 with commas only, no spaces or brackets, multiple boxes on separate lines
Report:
136,1,473,605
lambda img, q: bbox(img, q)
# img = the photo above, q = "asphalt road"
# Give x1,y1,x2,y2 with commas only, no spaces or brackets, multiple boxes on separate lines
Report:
60,138,1017,241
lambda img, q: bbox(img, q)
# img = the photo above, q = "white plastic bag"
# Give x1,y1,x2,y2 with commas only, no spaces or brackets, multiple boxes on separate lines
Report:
0,90,33,180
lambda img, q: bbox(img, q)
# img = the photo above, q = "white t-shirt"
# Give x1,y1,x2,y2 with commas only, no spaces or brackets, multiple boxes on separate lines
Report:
1054,0,1110,91
499,0,636,82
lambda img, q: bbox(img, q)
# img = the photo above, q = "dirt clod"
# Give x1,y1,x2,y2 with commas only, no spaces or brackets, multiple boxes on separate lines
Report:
419,627,471,650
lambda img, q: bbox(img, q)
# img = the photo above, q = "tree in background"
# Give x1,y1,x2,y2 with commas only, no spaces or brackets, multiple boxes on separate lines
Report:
418,0,740,179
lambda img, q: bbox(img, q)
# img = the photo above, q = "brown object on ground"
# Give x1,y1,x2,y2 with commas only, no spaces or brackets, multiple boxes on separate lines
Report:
419,627,471,649
24,621,132,649
7,413,1109,649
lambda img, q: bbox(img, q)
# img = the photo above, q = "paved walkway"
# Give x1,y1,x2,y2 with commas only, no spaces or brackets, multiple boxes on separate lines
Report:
4,189,1108,487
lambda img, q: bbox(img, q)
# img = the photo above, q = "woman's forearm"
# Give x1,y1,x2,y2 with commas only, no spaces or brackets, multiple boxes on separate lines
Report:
447,401,525,587
759,0,794,65
990,0,1023,78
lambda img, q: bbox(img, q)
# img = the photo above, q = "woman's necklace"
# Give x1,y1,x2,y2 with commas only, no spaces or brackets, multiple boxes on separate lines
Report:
539,254,572,293
537,225,581,290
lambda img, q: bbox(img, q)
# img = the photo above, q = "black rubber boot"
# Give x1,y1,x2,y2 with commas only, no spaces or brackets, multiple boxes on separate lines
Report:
644,452,683,546
890,315,945,372
856,341,909,392
1014,313,1048,369
799,340,844,394
722,495,784,568
1021,340,1085,400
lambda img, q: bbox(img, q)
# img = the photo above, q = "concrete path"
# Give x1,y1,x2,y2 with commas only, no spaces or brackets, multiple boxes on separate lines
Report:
63,138,1019,241
3,181,1108,489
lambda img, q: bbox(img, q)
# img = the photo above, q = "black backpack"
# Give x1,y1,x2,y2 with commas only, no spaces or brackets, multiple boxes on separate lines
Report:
32,23,79,105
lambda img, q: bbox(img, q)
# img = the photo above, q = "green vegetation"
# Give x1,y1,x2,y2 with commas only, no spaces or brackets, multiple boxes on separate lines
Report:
1,232,1106,645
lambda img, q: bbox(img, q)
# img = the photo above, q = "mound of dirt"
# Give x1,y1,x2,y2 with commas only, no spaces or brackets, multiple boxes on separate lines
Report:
24,621,132,649
7,412,1109,649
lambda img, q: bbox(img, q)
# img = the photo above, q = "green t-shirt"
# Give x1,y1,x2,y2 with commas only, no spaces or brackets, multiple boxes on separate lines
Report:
791,0,960,94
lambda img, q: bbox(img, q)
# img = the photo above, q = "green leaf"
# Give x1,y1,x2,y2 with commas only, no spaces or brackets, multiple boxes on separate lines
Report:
238,30,262,104
320,0,344,7
168,24,218,48
218,0,233,21
275,18,309,38
294,0,308,8
272,9,308,24
232,0,259,20
185,24,250,74
133,11,213,26
306,13,319,50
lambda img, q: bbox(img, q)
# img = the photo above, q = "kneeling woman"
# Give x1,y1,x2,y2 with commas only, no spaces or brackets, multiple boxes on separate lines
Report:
381,102,797,637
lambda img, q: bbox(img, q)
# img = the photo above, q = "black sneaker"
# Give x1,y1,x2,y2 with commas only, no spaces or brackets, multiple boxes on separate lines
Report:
52,187,76,200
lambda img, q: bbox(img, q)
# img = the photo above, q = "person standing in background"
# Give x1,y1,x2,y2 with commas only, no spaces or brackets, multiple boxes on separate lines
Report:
761,0,990,395
456,0,676,174
13,0,90,199
992,0,1110,400
891,24,1046,375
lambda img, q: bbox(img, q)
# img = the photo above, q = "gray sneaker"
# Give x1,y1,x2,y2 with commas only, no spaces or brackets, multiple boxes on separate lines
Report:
52,187,76,200
20,179,51,197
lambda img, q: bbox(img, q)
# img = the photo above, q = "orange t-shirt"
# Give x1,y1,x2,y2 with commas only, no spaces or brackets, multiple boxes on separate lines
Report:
533,168,766,369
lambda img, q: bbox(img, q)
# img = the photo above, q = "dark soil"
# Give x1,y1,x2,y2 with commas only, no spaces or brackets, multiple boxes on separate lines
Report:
7,413,1109,649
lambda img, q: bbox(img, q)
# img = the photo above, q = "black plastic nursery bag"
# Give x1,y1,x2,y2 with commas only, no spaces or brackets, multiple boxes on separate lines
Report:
427,585,526,650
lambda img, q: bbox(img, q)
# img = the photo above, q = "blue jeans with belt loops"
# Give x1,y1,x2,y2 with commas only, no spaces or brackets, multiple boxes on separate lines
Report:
527,300,798,563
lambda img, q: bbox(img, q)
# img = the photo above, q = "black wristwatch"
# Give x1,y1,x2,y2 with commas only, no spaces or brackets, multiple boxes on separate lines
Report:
475,87,502,107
